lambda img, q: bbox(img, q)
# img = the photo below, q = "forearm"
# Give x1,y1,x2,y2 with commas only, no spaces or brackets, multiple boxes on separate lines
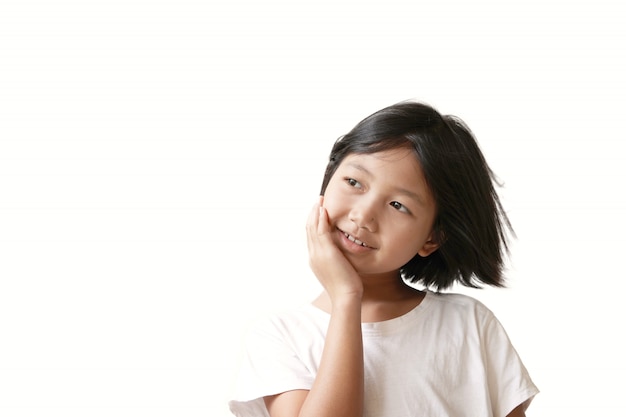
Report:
299,295,364,417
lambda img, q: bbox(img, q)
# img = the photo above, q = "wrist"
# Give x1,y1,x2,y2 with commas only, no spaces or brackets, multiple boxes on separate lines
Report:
330,291,363,311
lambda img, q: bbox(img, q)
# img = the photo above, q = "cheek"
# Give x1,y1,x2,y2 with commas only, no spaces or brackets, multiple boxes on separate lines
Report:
321,199,341,225
390,225,430,255
321,183,344,217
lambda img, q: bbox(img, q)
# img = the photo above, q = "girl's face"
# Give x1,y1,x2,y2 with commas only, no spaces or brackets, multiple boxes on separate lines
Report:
322,148,439,278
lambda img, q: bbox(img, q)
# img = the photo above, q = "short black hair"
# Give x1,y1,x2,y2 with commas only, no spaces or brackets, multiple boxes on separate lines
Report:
320,101,513,291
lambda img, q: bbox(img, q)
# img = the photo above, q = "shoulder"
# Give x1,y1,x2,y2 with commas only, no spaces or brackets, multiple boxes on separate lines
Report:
424,291,499,329
426,291,493,315
236,304,327,382
244,304,328,344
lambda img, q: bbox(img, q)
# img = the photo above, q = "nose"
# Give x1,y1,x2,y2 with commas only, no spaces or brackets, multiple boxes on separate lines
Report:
349,197,378,232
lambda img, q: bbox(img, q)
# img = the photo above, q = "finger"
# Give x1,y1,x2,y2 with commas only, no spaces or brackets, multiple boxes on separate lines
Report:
317,205,330,235
306,198,321,231
306,198,324,255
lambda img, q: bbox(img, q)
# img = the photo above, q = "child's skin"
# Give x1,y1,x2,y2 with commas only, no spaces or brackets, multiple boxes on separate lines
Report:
263,148,529,417
311,147,439,322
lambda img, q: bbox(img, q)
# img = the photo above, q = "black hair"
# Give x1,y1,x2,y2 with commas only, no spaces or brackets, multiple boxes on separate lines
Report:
320,101,513,291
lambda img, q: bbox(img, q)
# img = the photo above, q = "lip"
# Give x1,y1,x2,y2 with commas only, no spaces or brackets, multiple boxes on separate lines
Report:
336,228,376,253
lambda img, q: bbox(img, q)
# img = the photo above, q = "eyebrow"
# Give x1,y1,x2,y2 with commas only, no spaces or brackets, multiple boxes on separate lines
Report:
346,162,428,206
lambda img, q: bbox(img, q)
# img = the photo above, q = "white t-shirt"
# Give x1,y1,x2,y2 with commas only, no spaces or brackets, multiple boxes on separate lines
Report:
229,291,538,417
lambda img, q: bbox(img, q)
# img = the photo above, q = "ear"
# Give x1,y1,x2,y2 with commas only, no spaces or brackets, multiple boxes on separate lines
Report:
417,234,440,257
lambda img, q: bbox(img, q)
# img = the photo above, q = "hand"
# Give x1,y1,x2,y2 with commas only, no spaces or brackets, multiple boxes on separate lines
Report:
306,197,363,302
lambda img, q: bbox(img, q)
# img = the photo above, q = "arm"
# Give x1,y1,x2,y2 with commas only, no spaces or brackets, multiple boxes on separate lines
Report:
506,399,532,417
264,200,364,417
264,296,363,417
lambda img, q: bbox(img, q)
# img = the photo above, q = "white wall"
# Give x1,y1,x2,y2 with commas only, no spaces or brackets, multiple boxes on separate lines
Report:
1,1,624,416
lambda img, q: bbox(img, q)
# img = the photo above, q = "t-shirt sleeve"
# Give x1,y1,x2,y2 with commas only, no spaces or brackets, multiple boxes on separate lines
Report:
228,315,315,417
480,308,539,417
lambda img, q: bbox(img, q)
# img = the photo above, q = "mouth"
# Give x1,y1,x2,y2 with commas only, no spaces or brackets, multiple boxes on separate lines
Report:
341,230,372,248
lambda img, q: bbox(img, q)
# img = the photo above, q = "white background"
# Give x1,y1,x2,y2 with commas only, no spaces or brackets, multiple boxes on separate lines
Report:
1,0,624,416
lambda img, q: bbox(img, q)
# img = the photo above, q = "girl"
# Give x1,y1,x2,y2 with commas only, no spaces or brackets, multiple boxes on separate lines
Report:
229,101,539,417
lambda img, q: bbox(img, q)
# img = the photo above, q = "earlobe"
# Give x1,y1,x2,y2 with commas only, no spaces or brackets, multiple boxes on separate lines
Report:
418,228,444,257
417,239,440,257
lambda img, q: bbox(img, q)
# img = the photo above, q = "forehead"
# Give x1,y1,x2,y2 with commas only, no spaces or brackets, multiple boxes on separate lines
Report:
340,148,422,176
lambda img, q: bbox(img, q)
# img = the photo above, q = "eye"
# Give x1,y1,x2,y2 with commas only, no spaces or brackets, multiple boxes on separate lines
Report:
345,178,362,189
390,201,410,214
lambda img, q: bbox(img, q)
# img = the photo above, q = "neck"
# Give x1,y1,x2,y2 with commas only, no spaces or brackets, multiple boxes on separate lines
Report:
313,271,425,322
359,271,414,303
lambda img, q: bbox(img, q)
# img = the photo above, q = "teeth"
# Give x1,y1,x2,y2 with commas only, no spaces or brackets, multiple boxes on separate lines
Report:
344,232,368,247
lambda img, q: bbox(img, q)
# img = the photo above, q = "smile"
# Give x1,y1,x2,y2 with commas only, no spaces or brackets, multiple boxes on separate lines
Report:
343,231,371,248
